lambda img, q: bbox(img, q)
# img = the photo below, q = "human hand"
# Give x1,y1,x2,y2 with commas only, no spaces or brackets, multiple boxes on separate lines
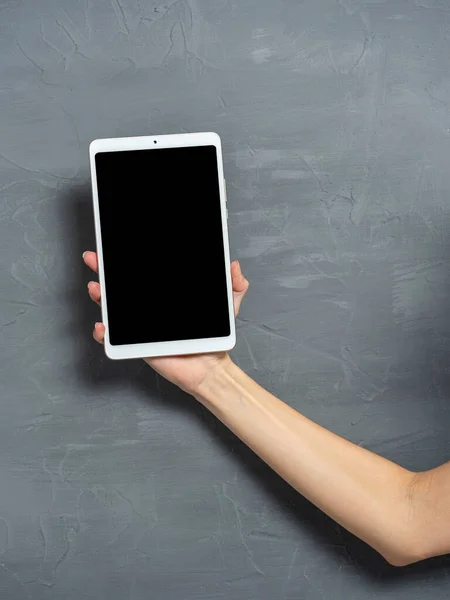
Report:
83,252,249,395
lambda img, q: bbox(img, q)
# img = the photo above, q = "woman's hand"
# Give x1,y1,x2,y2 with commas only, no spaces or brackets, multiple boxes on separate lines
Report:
83,251,249,395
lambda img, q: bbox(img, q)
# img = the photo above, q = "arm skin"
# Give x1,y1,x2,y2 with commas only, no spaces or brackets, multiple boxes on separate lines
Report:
82,251,450,567
196,357,450,567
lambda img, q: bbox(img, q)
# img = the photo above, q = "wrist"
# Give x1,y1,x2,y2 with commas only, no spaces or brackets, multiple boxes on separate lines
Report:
194,354,239,403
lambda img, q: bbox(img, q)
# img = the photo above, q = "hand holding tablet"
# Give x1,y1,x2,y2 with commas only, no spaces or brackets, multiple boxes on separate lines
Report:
83,251,248,393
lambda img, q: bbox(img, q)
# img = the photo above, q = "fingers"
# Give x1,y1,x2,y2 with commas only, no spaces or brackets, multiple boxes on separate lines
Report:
84,254,249,337
83,251,98,274
84,252,100,305
87,281,101,306
89,281,103,343
83,251,247,296
231,260,248,294
231,260,249,317
93,322,105,344
83,252,104,344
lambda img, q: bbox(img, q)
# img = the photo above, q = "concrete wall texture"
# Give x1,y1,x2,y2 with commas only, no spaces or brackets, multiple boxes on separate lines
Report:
1,0,450,598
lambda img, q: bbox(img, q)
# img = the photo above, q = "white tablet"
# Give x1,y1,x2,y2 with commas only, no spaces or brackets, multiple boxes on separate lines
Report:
89,132,236,360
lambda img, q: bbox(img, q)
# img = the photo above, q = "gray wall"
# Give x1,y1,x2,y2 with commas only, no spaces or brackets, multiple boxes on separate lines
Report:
1,0,450,598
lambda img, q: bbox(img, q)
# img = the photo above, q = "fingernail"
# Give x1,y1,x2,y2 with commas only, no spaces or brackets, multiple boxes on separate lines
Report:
82,251,87,259
87,281,93,289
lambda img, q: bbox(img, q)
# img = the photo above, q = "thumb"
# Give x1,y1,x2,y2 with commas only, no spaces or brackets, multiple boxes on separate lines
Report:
231,261,249,316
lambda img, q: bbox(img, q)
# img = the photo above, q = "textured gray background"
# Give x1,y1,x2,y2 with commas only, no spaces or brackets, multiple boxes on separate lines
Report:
1,0,450,598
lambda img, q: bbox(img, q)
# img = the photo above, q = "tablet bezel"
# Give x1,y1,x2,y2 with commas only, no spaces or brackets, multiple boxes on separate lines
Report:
89,132,236,359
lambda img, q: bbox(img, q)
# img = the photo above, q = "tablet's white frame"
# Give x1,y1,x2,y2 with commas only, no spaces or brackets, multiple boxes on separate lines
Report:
89,132,236,360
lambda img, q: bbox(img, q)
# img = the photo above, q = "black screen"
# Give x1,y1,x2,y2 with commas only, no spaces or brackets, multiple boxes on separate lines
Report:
95,145,230,346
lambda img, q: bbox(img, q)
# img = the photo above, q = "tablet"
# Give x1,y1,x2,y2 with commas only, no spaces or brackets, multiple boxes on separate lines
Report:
89,132,236,359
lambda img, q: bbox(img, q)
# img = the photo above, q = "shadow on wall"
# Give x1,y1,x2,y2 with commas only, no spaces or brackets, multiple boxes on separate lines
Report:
57,182,206,410
58,182,146,387
57,183,450,584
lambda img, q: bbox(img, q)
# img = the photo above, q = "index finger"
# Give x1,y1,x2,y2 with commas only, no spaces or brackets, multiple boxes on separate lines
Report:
83,251,98,273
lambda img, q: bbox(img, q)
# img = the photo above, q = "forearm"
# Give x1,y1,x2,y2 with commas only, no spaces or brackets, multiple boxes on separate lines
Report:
196,360,422,566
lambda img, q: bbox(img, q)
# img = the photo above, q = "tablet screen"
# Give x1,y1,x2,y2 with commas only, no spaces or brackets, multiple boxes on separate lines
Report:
95,145,230,346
